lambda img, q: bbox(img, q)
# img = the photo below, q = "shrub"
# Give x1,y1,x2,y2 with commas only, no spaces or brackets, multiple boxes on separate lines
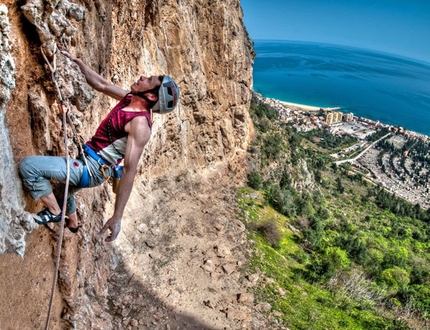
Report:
325,246,351,270
295,215,310,230
380,267,410,289
382,246,409,269
255,219,282,247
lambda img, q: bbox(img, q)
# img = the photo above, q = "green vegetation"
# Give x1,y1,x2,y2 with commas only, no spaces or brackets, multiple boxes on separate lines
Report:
367,127,391,142
301,129,358,151
240,99,430,329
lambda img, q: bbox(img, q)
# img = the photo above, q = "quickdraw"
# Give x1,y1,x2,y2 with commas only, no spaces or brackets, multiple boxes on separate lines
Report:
101,164,112,183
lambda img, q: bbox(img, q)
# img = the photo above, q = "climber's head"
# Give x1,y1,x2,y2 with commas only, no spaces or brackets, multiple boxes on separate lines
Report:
131,75,179,114
130,75,162,108
152,75,180,114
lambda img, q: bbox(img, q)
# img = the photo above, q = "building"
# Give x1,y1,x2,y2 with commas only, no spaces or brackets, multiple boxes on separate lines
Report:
325,111,343,125
343,112,354,122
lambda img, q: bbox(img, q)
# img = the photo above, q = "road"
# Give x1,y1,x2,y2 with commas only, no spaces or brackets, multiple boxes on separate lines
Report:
335,133,392,165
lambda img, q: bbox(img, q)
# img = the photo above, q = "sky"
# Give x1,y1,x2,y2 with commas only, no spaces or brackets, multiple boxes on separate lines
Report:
241,0,430,63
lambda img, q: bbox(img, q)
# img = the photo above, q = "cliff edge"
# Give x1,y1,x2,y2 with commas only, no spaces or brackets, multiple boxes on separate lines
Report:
0,1,263,329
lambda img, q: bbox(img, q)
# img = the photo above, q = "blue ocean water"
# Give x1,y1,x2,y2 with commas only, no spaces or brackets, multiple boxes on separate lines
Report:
252,40,430,136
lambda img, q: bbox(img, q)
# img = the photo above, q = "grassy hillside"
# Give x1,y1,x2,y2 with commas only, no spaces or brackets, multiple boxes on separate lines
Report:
239,99,430,329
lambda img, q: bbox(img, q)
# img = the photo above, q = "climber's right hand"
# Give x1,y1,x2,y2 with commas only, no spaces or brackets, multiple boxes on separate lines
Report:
61,50,77,62
99,217,122,242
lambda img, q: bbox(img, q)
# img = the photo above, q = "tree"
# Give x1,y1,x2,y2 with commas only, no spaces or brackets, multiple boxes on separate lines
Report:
331,162,338,172
279,169,292,189
317,207,330,220
263,133,282,160
306,247,351,281
247,171,263,190
257,117,271,133
336,177,345,194
413,203,422,219
267,185,296,217
289,134,301,151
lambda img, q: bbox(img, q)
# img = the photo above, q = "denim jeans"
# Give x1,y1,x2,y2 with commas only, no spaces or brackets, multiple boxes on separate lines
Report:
19,154,111,215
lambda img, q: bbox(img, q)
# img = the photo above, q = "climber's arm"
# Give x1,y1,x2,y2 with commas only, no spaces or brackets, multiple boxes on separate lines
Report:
99,116,151,242
61,51,128,101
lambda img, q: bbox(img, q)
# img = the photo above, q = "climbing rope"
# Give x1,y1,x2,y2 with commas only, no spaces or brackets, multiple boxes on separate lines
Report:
40,43,75,330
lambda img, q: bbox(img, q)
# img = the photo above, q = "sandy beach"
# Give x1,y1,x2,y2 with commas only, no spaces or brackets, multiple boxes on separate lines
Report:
254,92,326,112
278,101,321,111
275,99,341,112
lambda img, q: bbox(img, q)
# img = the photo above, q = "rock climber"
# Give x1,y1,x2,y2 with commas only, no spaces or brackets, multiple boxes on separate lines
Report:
19,51,179,242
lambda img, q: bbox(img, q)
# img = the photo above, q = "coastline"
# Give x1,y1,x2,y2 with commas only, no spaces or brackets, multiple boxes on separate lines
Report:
278,101,341,113
278,101,320,112
258,94,429,141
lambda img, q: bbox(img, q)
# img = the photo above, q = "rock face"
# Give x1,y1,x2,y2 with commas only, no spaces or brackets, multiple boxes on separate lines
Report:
0,4,34,256
0,0,253,255
0,0,258,329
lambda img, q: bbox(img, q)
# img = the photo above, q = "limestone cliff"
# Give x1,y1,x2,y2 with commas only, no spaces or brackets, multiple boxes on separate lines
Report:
0,1,260,329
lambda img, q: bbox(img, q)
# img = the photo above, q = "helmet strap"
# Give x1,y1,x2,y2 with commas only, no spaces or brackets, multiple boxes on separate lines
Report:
133,88,159,109
133,91,152,102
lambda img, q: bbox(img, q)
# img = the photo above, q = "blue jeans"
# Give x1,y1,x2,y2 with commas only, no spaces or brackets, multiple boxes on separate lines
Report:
19,154,111,215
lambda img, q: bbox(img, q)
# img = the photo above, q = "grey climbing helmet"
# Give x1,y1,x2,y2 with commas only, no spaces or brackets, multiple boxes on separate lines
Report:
152,75,179,114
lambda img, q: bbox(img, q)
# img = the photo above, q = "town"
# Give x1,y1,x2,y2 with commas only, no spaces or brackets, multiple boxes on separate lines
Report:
257,94,430,210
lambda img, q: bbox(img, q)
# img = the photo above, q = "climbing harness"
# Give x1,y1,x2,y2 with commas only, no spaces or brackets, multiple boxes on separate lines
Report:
81,143,113,185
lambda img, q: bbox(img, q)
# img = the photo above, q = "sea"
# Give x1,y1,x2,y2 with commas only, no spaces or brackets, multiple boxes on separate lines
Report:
252,40,430,136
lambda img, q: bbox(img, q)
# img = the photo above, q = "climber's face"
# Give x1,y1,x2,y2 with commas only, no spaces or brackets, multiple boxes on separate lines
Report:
131,75,162,94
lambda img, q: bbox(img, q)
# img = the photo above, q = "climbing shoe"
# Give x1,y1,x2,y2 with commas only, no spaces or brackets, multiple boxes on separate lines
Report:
33,208,63,225
65,218,79,234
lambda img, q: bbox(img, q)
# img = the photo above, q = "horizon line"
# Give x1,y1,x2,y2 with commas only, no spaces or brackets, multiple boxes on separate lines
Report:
251,38,430,66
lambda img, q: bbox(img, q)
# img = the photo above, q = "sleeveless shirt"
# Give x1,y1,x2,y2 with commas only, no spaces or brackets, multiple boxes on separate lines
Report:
86,93,152,165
